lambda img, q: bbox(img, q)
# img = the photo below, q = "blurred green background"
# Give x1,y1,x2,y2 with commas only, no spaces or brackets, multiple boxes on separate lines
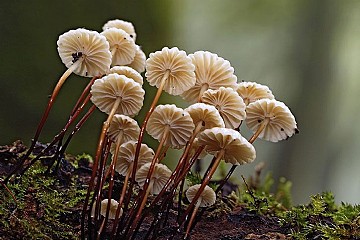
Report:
1,0,359,204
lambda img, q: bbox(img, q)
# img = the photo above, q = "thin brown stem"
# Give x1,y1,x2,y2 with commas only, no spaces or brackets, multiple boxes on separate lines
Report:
248,118,269,144
184,199,201,239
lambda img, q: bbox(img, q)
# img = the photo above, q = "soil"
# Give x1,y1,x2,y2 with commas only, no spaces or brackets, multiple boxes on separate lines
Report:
0,141,290,240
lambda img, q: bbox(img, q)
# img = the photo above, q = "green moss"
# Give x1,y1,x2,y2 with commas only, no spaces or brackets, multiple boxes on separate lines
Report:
0,157,87,239
234,173,360,239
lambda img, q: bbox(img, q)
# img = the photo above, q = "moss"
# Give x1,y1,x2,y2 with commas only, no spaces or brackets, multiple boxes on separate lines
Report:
0,156,87,240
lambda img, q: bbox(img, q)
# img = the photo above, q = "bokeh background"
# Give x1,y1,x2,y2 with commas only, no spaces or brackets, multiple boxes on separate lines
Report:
1,0,359,204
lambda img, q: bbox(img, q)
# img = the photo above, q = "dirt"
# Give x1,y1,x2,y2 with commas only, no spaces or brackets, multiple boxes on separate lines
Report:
0,141,290,240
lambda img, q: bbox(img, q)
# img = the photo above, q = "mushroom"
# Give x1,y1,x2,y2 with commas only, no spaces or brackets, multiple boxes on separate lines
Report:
109,66,143,85
179,127,256,226
91,199,122,220
114,140,154,177
145,47,196,96
146,104,195,150
90,73,145,117
184,184,216,238
246,99,298,143
201,87,246,129
185,103,225,132
20,29,112,168
101,28,137,66
102,19,137,41
181,51,237,103
107,114,140,144
236,81,274,105
126,45,146,73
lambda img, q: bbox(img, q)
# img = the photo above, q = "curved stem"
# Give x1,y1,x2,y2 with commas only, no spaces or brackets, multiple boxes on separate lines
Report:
5,61,83,182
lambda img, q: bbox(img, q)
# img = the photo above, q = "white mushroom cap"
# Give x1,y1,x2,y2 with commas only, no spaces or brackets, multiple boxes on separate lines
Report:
145,47,196,95
90,73,145,117
198,127,256,165
186,184,216,207
107,114,140,143
102,19,137,41
126,45,146,73
135,162,172,195
57,28,112,77
114,141,154,176
91,199,122,219
185,103,225,131
246,99,298,142
147,104,195,149
236,82,274,105
101,28,137,66
109,66,143,85
201,87,246,129
181,51,237,103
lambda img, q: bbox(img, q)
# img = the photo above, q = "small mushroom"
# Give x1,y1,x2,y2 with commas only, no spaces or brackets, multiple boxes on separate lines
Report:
101,28,137,66
114,140,154,176
126,45,146,73
109,66,143,85
185,103,225,132
246,99,298,143
146,47,196,96
135,162,172,195
236,81,274,105
90,73,145,117
181,51,237,103
185,184,216,238
201,87,246,129
91,199,122,220
102,19,137,41
107,114,140,144
146,104,195,149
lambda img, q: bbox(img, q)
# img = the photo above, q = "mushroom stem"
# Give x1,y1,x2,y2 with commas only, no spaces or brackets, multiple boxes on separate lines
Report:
197,84,209,102
126,70,170,209
5,60,85,182
178,149,225,227
248,117,270,144
81,97,121,238
184,199,202,239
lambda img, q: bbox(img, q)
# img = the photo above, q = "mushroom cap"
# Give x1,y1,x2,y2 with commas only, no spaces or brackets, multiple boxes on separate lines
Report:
185,103,225,131
145,47,196,95
107,114,140,143
198,127,256,165
91,199,122,219
102,19,137,41
146,104,195,148
109,66,143,85
135,162,172,195
101,28,137,66
236,81,274,105
90,73,145,116
186,184,216,207
114,140,154,176
201,87,246,129
246,99,297,142
181,51,237,103
57,28,112,77
126,45,146,73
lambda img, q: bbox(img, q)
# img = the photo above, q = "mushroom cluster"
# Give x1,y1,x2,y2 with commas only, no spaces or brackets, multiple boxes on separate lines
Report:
8,18,299,239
